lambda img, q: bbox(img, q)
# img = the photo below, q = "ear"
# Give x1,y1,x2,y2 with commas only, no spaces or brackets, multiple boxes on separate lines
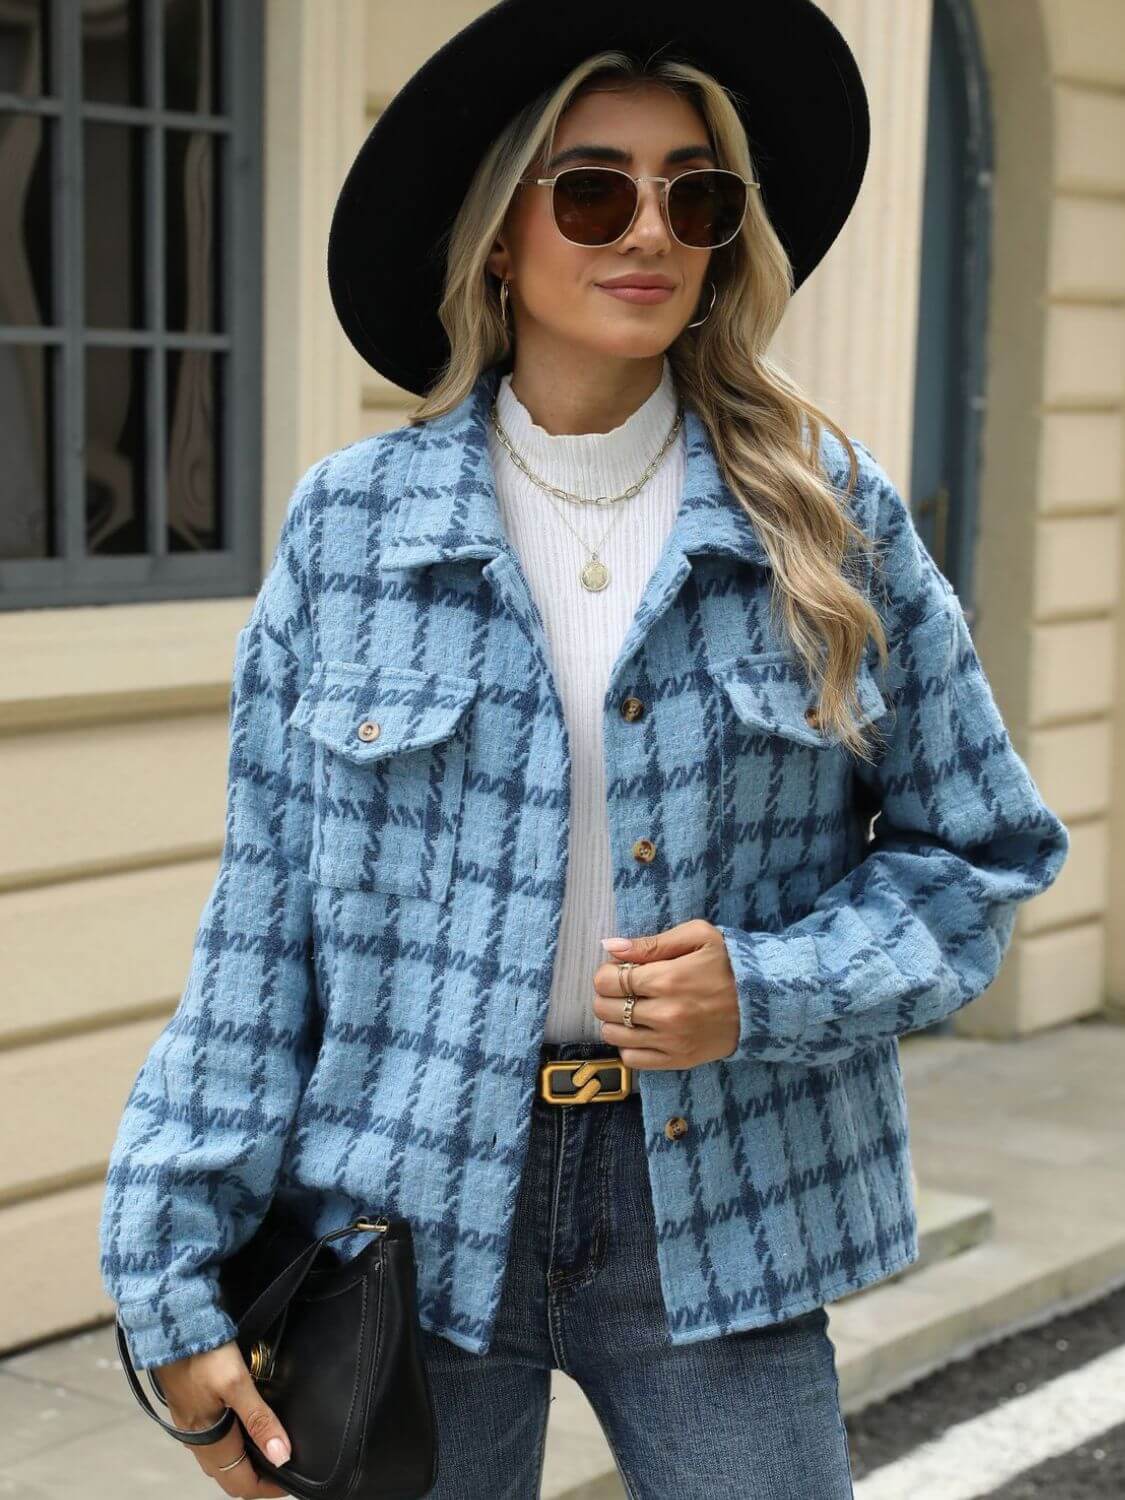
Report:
485,240,510,283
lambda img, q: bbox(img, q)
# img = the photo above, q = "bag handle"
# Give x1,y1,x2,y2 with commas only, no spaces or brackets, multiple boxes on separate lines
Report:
115,1217,388,1446
114,1319,238,1444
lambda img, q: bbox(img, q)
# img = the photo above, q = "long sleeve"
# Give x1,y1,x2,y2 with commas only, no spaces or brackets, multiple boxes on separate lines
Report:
98,463,323,1370
716,442,1070,1068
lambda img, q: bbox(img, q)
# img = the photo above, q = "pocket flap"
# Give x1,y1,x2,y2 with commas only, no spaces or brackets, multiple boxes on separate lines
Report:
289,660,479,764
710,651,888,748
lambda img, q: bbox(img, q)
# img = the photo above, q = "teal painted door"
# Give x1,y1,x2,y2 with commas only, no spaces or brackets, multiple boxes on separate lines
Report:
910,0,993,630
912,0,994,1036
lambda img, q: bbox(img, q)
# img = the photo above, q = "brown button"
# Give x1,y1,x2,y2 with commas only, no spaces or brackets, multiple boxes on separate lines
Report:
664,1115,689,1142
357,720,381,742
620,695,645,722
632,837,656,863
804,705,821,730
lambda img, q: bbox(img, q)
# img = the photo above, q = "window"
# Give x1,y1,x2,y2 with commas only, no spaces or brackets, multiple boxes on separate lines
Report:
0,0,263,610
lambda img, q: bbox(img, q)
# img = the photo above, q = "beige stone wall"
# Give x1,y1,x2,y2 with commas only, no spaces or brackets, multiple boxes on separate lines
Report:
1031,0,1125,1022
2,0,1120,1358
773,0,933,487
951,0,1122,1035
0,0,371,1356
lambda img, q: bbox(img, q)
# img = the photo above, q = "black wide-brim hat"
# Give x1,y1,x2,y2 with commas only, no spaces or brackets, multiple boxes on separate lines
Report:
328,0,869,397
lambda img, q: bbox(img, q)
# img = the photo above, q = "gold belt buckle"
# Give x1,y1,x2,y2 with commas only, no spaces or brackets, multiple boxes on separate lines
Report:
539,1057,632,1104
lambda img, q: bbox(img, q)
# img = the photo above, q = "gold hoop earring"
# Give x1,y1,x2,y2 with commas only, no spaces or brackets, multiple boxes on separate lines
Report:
686,279,717,329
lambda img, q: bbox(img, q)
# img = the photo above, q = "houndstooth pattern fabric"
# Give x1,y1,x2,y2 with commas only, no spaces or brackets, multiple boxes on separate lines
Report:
99,364,1069,1368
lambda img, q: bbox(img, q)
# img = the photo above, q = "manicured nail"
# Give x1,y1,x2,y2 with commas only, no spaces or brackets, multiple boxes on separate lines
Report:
267,1438,291,1465
601,937,631,953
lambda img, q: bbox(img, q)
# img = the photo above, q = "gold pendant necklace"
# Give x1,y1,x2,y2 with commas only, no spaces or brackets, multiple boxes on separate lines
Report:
490,400,683,591
580,558,610,592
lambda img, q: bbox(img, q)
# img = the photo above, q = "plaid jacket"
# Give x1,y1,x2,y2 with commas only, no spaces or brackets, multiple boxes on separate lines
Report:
100,364,1069,1369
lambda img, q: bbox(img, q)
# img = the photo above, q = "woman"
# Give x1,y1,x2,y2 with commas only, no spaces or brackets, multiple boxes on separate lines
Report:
99,3,1069,1497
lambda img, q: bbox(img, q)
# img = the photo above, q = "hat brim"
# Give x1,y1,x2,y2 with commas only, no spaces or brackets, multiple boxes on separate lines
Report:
328,0,869,395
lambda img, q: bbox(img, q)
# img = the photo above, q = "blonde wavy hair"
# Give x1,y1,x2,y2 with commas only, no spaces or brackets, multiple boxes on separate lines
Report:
407,49,889,760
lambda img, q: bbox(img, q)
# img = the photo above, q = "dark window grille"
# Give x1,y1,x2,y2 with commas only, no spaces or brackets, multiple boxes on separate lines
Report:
0,0,263,609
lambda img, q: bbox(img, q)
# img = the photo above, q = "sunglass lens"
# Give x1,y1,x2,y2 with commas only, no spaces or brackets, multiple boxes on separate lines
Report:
668,171,747,248
552,169,637,246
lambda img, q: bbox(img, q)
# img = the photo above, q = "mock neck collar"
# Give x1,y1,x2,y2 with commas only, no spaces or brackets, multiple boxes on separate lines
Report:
490,356,681,501
383,361,777,575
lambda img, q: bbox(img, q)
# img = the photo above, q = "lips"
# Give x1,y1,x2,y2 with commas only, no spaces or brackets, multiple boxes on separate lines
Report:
596,281,676,304
596,276,676,290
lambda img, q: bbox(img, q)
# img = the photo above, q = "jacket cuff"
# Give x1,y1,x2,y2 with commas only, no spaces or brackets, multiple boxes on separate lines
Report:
115,1276,238,1372
714,924,819,1065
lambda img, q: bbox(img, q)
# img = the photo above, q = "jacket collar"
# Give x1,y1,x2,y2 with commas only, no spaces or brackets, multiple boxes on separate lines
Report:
382,364,772,573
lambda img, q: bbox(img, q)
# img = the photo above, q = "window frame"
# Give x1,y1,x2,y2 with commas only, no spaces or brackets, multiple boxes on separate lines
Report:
0,0,264,610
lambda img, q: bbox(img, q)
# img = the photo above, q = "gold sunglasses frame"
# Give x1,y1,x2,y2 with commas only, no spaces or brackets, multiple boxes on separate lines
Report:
516,165,760,250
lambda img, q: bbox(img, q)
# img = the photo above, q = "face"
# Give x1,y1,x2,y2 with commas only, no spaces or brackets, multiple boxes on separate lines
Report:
487,82,717,368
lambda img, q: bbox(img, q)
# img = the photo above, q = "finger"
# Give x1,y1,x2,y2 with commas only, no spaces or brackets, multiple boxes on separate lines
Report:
158,1355,291,1497
593,958,664,997
224,1365,294,1477
591,990,660,1024
193,1426,291,1498
162,1392,249,1488
593,944,709,997
175,1408,284,1498
603,1034,672,1068
598,1019,670,1053
600,919,713,965
193,1437,287,1498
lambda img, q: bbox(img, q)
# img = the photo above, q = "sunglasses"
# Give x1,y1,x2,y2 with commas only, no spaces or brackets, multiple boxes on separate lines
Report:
517,166,759,250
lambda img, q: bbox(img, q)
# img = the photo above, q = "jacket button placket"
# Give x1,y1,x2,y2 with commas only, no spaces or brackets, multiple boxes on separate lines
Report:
623,693,656,869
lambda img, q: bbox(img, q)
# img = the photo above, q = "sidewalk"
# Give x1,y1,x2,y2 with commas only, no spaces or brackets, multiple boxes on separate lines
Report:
2,1019,1122,1498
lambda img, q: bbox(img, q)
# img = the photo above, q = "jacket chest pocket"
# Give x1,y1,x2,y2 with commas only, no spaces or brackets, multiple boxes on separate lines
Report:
288,660,479,904
710,649,888,747
709,649,888,879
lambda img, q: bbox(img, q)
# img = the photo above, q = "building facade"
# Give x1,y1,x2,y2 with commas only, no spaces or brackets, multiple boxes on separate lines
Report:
0,0,1120,1355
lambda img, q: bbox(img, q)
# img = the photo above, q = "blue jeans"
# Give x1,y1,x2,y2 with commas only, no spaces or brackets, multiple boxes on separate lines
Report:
418,1040,855,1499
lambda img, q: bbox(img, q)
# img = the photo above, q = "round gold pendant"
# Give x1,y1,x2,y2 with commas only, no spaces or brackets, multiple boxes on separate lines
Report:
581,558,610,591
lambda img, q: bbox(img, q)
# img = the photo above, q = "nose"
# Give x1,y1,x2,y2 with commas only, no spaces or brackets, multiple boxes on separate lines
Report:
623,177,673,247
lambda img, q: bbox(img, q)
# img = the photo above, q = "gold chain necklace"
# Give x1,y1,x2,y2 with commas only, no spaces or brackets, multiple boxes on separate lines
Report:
489,399,684,592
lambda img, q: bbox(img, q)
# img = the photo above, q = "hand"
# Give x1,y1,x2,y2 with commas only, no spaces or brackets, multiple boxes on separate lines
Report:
153,1338,292,1497
593,918,741,1070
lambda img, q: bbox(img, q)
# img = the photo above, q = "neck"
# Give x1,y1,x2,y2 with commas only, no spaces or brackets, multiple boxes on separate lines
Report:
503,352,669,436
490,353,680,502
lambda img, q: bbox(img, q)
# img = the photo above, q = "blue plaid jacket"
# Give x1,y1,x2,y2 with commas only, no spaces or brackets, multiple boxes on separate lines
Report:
100,364,1069,1368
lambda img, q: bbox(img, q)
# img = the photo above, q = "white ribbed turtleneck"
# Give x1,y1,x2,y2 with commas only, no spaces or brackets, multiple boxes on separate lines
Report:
488,355,686,1044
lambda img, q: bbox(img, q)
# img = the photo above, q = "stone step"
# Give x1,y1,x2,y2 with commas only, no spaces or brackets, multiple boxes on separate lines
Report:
551,1477,629,1500
829,1231,1125,1415
902,1184,995,1277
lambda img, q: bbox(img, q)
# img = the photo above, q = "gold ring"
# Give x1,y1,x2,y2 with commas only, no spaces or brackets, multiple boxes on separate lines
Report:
616,960,638,997
216,1448,249,1472
622,993,637,1028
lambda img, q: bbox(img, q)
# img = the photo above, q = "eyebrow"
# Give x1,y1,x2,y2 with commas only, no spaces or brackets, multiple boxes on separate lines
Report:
545,142,718,171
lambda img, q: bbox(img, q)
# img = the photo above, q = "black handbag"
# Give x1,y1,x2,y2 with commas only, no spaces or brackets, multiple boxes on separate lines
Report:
114,1199,439,1499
